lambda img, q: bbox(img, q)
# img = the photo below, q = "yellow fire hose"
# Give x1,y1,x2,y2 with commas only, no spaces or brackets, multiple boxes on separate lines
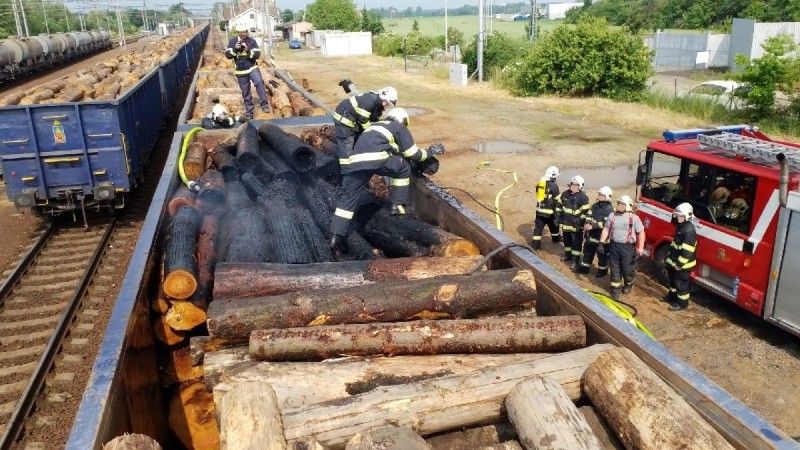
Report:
179,127,205,189
476,161,518,231
586,290,656,339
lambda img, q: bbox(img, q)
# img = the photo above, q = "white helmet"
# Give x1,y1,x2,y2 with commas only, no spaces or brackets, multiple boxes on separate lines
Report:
378,86,398,105
617,195,634,212
385,107,409,127
598,186,612,198
570,175,585,189
544,166,559,180
211,104,229,118
674,202,694,219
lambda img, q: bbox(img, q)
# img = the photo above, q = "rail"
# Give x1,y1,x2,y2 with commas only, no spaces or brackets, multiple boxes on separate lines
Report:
0,223,55,304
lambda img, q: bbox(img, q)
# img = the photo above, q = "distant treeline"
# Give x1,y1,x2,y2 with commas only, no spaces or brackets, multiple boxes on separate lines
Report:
367,3,530,19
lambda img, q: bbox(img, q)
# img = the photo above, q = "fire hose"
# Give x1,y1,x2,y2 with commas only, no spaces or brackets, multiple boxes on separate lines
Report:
475,161,518,231
179,127,205,191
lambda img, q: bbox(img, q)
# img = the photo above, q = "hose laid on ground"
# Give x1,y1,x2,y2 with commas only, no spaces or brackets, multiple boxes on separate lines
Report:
475,161,518,231
178,127,205,190
586,290,656,339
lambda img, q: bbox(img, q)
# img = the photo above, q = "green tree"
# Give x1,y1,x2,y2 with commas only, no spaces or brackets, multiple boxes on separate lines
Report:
412,19,420,31
446,26,464,48
282,9,295,22
402,29,438,55
362,8,384,34
306,0,360,31
513,18,652,101
734,34,800,119
374,32,404,56
461,32,521,79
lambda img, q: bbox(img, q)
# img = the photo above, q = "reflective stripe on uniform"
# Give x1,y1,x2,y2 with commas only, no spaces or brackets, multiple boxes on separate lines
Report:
334,208,354,219
536,207,555,215
338,151,391,165
350,96,371,119
391,178,410,187
364,126,399,153
332,112,356,128
235,66,256,75
681,242,696,252
402,145,426,160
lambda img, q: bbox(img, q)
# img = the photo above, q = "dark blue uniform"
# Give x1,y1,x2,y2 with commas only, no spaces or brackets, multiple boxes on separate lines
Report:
557,189,590,263
531,178,561,249
330,120,429,237
332,92,387,161
226,36,269,118
577,200,613,275
665,220,697,309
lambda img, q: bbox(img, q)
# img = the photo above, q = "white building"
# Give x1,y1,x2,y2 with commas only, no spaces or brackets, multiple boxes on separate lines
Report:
543,2,583,19
224,1,280,34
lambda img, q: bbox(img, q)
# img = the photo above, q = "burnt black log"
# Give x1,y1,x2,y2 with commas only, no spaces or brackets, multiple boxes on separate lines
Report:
308,147,338,183
364,208,480,257
235,122,260,157
163,206,201,299
210,146,240,182
224,180,252,211
221,206,273,263
195,169,226,215
257,122,316,173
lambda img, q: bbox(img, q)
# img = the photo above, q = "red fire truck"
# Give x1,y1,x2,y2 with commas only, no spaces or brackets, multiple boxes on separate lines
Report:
635,124,800,336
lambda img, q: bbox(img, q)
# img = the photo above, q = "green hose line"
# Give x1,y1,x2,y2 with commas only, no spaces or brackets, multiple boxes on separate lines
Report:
179,127,204,187
476,161,518,231
586,290,656,339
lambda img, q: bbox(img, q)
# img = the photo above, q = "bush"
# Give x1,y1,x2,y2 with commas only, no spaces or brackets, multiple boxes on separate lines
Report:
403,30,439,56
512,18,652,101
461,32,522,80
734,34,800,120
374,32,404,56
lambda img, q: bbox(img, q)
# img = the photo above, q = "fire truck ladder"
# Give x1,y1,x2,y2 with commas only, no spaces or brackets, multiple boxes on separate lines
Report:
698,132,800,169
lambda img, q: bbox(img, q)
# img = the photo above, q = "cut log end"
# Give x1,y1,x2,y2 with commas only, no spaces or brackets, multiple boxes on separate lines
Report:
164,269,198,300
165,301,208,331
437,239,481,257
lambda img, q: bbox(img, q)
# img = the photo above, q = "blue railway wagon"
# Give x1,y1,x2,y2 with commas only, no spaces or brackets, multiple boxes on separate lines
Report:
0,26,208,219
67,124,798,449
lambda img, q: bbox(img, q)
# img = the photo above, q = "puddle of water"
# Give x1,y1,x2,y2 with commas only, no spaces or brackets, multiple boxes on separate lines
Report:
473,141,534,154
559,161,680,189
404,107,426,116
546,126,617,143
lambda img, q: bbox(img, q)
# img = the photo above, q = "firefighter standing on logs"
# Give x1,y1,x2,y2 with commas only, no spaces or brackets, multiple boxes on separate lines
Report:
663,203,697,311
531,166,561,250
329,107,445,253
576,186,614,277
599,195,646,300
332,85,398,162
226,24,270,120
556,175,590,268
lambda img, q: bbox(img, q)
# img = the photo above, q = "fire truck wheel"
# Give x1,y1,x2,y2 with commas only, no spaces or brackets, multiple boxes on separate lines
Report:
653,244,671,286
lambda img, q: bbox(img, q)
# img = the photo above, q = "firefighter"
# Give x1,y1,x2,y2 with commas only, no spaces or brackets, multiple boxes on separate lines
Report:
664,202,697,311
200,104,246,129
225,24,269,120
576,186,614,276
598,195,646,300
556,175,590,266
329,108,445,252
332,87,398,162
531,166,561,250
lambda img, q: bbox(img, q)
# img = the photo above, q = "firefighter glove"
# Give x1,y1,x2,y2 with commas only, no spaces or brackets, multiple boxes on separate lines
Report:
596,244,605,255
428,143,446,156
338,79,353,94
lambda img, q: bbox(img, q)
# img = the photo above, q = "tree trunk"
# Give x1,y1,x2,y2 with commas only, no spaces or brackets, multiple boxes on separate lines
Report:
165,299,207,331
289,437,328,450
344,426,431,450
212,256,485,301
583,347,735,450
102,434,163,450
190,336,210,367
162,345,204,387
221,206,272,263
249,316,586,361
163,206,200,300
197,214,218,301
184,142,208,182
236,122,261,157
425,422,517,450
151,287,170,314
506,376,602,450
278,345,613,448
206,269,537,347
267,86,294,118
257,122,317,173
219,382,286,450
211,145,240,182
206,350,553,411
168,381,221,450
224,180,253,210
301,129,336,157
577,407,625,450
168,184,196,217
288,91,313,116
364,209,481,257
0,91,25,106
153,315,186,346
195,169,226,215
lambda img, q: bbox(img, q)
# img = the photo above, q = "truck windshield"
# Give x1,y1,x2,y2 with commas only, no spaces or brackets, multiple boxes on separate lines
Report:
640,150,756,235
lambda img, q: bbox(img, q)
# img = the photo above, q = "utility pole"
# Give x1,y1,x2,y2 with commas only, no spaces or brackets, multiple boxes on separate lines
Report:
64,2,70,32
42,0,50,34
528,0,538,42
142,0,149,31
444,0,448,62
11,0,23,37
116,1,126,47
20,0,30,37
477,0,484,81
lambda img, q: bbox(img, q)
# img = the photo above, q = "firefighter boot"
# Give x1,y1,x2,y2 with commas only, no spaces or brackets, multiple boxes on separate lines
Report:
561,253,573,263
661,292,675,303
668,301,689,311
610,289,620,301
595,269,608,278
390,203,408,216
552,235,562,243
622,283,634,294
575,264,590,274
329,234,347,253
531,240,541,250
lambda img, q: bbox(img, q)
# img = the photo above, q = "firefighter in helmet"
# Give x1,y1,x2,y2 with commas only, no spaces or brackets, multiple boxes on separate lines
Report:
557,175,590,267
599,195,646,300
531,166,561,250
329,108,445,253
225,24,270,119
577,186,614,277
201,104,246,129
332,86,398,162
711,186,730,220
664,202,697,311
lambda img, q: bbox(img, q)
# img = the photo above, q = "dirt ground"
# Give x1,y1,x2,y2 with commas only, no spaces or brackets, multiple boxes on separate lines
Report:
278,48,800,439
0,185,41,273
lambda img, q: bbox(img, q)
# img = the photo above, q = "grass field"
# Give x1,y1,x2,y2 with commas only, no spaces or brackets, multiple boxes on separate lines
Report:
383,15,564,41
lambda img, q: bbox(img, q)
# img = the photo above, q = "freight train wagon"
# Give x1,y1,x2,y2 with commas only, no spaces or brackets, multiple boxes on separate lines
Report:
0,26,209,223
0,31,113,82
67,120,798,449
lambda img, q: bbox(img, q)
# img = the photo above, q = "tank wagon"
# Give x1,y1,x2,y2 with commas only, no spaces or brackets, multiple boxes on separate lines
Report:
0,26,209,223
65,70,797,449
0,30,112,82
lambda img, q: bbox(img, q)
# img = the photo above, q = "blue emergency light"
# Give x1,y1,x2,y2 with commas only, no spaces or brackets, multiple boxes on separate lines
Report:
662,124,751,142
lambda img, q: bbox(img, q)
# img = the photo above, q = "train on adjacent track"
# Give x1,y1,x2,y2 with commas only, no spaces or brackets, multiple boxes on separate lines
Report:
0,31,113,82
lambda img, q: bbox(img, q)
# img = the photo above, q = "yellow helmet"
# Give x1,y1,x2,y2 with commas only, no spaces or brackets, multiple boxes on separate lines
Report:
712,186,730,204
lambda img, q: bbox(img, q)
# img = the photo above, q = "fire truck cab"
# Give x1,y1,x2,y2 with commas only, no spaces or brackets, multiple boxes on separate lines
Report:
635,124,800,336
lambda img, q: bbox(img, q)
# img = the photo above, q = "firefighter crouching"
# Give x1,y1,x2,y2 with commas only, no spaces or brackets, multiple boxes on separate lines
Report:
664,203,697,311
332,87,398,161
226,24,269,120
577,186,614,276
200,104,246,129
598,195,646,300
557,175,590,266
329,108,445,252
531,166,561,249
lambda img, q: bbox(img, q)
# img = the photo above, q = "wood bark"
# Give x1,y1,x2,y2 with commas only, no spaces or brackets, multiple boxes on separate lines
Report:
301,129,336,157
212,256,485,301
267,84,294,117
236,122,261,157
102,434,163,450
153,315,186,346
506,376,602,450
151,287,170,314
184,142,208,181
211,145,241,182
289,436,328,450
364,209,481,257
206,350,552,410
206,268,537,347
219,382,286,450
190,336,210,367
425,422,517,450
583,347,735,450
0,91,25,106
577,407,625,450
249,316,586,361
257,122,317,173
223,179,252,210
220,206,272,263
168,381,221,450
163,206,200,300
195,169,226,215
278,345,614,448
168,184,196,217
196,214,218,301
162,345,204,387
345,426,431,450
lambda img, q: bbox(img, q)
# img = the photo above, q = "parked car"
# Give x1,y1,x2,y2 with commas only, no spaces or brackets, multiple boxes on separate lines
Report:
677,80,751,110
288,38,302,49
